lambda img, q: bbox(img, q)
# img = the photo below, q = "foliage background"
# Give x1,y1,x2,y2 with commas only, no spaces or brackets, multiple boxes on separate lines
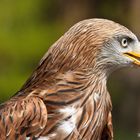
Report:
0,0,140,139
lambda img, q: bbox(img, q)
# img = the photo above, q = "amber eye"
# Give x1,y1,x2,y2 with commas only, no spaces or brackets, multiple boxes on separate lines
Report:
121,38,128,48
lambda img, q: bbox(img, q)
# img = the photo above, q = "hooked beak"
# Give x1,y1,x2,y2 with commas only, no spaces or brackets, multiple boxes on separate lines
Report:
124,52,140,66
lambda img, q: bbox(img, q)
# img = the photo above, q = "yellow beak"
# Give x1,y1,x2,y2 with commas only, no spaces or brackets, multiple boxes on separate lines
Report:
124,52,140,65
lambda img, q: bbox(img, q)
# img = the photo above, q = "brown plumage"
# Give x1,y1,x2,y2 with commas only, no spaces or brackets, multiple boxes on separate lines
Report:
0,18,140,140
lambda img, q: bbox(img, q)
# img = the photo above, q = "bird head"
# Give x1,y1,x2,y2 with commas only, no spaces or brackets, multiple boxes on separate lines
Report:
40,19,140,76
94,19,140,71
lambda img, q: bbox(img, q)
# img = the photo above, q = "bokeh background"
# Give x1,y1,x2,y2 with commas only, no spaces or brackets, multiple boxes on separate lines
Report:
0,0,140,139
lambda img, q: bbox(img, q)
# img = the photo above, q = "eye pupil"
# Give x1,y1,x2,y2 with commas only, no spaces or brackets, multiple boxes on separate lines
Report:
123,40,126,44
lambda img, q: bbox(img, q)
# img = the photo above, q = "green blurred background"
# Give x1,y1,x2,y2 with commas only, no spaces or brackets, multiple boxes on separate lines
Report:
0,0,140,139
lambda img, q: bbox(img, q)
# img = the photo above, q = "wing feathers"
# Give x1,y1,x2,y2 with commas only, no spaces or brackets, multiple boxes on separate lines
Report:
0,96,47,139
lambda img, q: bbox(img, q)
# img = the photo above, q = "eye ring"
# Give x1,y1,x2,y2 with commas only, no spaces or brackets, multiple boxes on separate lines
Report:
121,38,128,48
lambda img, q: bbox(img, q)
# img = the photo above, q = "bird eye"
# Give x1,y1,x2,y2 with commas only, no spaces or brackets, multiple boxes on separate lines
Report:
121,38,128,48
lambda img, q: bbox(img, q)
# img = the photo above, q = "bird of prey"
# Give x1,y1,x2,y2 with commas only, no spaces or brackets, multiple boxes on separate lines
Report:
0,18,140,140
